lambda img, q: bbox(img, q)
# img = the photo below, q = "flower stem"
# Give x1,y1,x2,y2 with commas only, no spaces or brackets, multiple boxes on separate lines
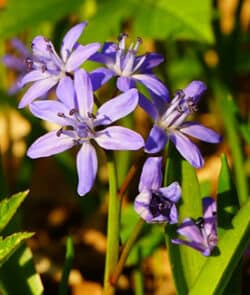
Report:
104,152,120,295
110,218,145,286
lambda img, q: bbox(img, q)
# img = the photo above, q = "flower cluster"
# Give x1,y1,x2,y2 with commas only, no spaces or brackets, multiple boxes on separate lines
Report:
5,21,220,255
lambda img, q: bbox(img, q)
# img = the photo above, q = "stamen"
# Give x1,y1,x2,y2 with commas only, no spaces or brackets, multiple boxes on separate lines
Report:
187,97,198,112
25,57,33,71
174,89,185,100
69,108,78,116
195,217,205,229
56,128,63,137
57,112,65,117
46,44,53,53
41,64,47,73
88,112,96,119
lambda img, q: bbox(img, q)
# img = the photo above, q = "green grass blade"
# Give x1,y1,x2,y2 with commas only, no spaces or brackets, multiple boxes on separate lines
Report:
0,190,29,233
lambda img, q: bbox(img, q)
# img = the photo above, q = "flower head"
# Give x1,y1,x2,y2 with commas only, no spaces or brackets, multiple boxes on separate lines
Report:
172,197,218,256
90,33,169,107
145,81,221,168
19,22,100,108
134,157,181,223
27,69,144,196
2,38,31,94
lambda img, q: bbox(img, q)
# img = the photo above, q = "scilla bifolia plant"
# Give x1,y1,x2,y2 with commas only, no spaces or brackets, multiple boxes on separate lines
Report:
4,20,249,295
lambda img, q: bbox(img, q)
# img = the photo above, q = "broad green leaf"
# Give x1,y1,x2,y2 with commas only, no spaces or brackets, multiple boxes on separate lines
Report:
164,146,205,295
0,232,33,267
217,154,239,237
0,0,83,38
189,198,250,295
0,244,44,295
0,190,29,233
134,0,214,43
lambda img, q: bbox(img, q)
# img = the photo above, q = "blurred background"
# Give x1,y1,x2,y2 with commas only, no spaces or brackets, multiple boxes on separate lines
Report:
0,0,249,294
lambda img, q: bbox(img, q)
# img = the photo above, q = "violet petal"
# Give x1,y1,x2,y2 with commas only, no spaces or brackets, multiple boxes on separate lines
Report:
139,157,162,192
76,142,98,196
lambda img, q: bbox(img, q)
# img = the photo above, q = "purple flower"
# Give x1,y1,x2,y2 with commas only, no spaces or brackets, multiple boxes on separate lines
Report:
2,38,31,94
27,69,144,196
134,157,181,223
172,197,218,256
89,33,169,105
144,81,221,168
18,22,100,108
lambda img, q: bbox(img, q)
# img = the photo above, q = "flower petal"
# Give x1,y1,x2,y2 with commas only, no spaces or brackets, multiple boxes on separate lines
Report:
158,182,181,203
183,80,207,104
138,94,159,119
134,191,154,222
56,76,75,109
180,122,221,143
95,126,144,150
31,36,54,60
27,130,74,158
145,125,167,154
117,76,136,92
172,238,210,256
133,74,169,101
3,55,25,71
175,218,204,244
60,22,87,62
139,157,162,192
89,67,115,91
95,89,138,126
18,77,58,108
11,38,30,56
139,52,164,71
76,142,98,196
29,100,70,126
203,197,217,236
74,69,93,117
169,130,204,168
20,70,51,87
169,205,178,224
65,43,100,72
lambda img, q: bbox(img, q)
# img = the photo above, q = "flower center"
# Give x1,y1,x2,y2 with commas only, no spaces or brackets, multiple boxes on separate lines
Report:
149,191,172,218
112,33,145,77
56,108,95,143
159,89,198,129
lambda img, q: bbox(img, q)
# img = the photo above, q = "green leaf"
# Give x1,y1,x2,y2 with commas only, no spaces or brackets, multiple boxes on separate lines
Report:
217,154,239,237
0,232,34,267
0,190,29,233
164,146,205,294
0,244,44,295
134,0,214,43
189,198,250,295
0,0,83,38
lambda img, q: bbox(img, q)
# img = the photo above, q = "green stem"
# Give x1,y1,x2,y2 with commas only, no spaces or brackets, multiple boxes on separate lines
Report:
59,236,74,295
110,218,144,286
104,152,120,295
133,265,144,295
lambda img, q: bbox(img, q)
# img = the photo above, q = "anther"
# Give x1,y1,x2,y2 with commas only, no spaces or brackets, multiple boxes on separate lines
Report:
174,89,185,100
56,128,63,137
46,44,53,53
69,108,78,116
195,217,204,229
118,32,128,41
41,64,47,73
57,112,65,117
87,112,96,119
136,37,143,44
25,57,33,71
